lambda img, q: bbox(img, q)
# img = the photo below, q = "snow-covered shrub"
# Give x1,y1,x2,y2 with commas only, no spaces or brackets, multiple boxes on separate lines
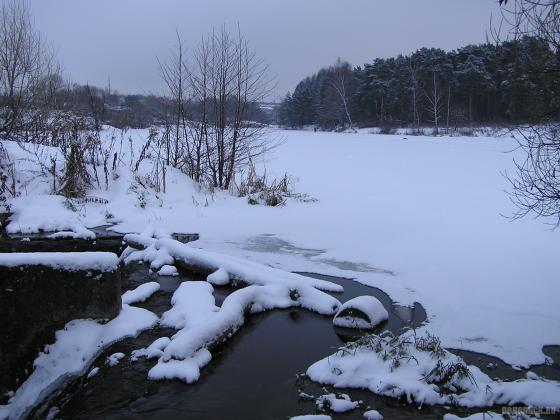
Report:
236,162,313,206
50,113,100,198
309,330,477,404
128,175,163,209
59,140,92,198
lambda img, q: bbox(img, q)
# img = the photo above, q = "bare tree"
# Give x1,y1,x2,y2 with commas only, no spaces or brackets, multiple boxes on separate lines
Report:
158,32,189,169
505,123,560,224
0,0,58,143
497,0,560,225
195,26,274,189
327,60,354,129
157,26,275,191
425,72,443,135
407,58,421,127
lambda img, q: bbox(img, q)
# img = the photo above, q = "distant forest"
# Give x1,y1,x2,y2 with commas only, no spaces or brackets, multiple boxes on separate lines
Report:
278,36,560,130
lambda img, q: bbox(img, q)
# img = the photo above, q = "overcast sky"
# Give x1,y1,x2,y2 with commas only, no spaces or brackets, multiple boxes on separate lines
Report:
27,0,503,100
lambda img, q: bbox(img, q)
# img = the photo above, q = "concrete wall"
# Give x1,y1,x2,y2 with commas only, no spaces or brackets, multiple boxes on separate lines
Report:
0,263,121,397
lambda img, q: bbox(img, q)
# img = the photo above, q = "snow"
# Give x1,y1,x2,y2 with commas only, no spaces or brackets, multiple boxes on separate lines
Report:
444,413,504,420
290,416,331,420
121,281,160,305
0,304,158,420
206,267,229,285
157,264,178,276
47,228,95,240
147,275,339,384
316,393,359,413
333,296,388,329
0,252,118,272
131,337,171,361
106,352,125,367
363,410,383,420
306,331,560,410
86,367,99,379
123,235,342,316
148,348,212,383
3,127,559,383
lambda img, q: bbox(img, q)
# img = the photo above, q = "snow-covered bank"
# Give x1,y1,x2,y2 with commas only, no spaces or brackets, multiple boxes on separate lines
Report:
4,128,560,369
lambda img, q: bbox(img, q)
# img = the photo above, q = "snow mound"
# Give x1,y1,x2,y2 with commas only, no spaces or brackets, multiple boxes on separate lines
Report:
123,234,343,316
106,352,125,367
307,331,560,409
290,416,332,420
333,296,388,329
6,195,96,237
131,337,171,361
207,267,229,285
363,409,383,419
160,282,218,330
86,367,99,379
0,304,158,420
148,348,212,384
121,282,160,305
0,252,119,272
158,265,178,276
316,393,359,413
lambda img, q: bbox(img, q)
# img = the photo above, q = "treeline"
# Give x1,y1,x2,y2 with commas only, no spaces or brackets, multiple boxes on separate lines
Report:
47,80,165,129
278,36,560,130
45,81,273,131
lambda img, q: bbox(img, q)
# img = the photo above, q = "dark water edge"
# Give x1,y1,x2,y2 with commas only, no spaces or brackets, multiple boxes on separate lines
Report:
30,265,560,420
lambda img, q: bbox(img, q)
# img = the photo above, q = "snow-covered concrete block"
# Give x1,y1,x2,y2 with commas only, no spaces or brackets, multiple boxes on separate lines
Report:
0,252,121,397
333,296,388,329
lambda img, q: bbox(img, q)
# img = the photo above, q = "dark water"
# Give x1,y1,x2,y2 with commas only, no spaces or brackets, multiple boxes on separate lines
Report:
32,265,560,420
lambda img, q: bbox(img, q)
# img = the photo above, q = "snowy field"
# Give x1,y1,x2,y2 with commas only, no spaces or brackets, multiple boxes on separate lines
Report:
5,128,559,368
3,128,560,416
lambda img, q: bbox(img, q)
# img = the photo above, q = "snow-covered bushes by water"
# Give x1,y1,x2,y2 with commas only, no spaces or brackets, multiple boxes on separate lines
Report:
307,331,560,409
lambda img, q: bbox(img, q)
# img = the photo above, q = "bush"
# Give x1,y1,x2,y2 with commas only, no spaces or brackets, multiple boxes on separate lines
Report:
235,162,314,207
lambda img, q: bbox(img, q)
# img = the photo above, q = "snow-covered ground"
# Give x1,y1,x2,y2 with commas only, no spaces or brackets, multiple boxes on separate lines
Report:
4,129,559,371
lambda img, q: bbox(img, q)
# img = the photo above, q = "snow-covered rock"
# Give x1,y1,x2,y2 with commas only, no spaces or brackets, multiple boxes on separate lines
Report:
316,393,359,413
121,282,160,305
86,367,99,379
131,337,171,361
106,352,125,367
363,409,383,420
157,265,178,276
333,296,388,329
